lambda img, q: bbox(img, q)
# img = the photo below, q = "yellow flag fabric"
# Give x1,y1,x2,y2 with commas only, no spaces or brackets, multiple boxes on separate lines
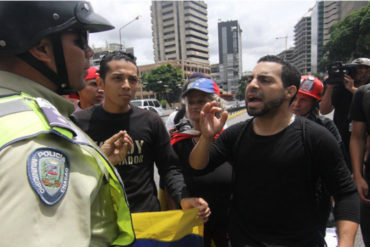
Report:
131,208,204,247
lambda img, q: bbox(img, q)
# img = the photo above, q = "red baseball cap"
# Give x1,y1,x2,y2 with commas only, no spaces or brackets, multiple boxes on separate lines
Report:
298,75,324,101
85,67,99,80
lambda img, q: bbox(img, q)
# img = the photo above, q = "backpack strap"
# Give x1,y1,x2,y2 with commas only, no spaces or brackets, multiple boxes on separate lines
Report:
230,118,254,202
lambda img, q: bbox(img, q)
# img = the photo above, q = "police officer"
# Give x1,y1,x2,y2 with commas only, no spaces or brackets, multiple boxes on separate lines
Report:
0,2,134,246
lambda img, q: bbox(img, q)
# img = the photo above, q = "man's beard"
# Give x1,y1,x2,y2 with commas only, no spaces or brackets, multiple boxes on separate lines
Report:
246,94,285,117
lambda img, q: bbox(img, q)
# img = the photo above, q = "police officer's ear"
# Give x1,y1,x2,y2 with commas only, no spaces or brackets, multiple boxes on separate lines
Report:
285,85,297,100
28,38,56,70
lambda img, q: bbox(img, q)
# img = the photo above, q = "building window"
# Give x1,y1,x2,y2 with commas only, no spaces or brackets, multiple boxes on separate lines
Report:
185,27,207,35
162,3,172,9
162,10,173,16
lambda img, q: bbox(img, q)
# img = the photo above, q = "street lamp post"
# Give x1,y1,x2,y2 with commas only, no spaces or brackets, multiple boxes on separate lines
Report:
119,15,141,50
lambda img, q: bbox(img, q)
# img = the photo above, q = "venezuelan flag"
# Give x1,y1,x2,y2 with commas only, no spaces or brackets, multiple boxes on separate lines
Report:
131,208,204,247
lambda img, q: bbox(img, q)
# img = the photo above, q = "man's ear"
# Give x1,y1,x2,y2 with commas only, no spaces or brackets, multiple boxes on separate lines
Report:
286,85,297,99
28,38,55,67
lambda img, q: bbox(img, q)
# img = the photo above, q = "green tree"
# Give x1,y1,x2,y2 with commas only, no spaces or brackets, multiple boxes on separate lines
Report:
320,3,370,71
141,64,183,104
236,75,250,100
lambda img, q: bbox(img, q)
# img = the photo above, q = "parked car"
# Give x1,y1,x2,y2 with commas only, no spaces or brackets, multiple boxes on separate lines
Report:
131,99,164,116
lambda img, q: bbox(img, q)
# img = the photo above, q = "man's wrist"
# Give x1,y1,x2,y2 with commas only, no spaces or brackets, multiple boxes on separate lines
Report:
353,172,363,181
200,134,214,142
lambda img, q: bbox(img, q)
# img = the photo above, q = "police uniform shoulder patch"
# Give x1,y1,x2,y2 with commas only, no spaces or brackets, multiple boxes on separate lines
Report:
27,147,70,206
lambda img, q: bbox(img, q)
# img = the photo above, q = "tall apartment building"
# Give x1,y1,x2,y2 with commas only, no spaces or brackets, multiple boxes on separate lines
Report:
280,1,367,73
323,1,368,45
293,12,312,74
218,20,243,93
310,1,324,73
277,47,295,65
151,1,209,65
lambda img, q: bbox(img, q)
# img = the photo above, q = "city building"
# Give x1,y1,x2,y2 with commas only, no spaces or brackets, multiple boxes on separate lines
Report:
293,11,312,74
217,20,243,94
286,1,367,74
277,47,295,66
312,1,367,71
322,1,368,45
310,1,324,73
138,60,210,79
151,1,210,65
90,43,134,67
210,63,220,84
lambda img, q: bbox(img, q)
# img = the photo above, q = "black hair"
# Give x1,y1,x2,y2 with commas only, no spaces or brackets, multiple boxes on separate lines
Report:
99,51,138,80
257,55,301,89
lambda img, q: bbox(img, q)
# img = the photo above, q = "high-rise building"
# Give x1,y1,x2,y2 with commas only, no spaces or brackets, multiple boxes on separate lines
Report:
310,1,324,73
217,20,243,93
323,1,368,45
282,1,367,73
277,47,295,65
151,1,209,65
293,12,312,74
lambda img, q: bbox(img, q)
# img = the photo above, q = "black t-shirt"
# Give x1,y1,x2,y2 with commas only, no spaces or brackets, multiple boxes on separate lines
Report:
350,84,370,169
350,84,370,132
172,137,232,227
72,104,186,212
208,116,358,246
332,84,353,153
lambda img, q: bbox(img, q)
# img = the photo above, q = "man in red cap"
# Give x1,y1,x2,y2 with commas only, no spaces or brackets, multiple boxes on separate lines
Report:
291,76,349,165
291,75,350,236
75,66,104,111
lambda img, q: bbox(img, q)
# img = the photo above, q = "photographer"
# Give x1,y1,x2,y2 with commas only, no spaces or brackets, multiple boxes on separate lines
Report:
320,58,370,171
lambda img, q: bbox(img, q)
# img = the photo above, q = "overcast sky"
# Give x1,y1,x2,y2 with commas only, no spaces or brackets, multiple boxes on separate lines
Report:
89,0,316,72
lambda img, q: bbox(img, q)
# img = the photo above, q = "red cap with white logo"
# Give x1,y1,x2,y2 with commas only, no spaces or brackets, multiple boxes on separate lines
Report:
299,75,324,101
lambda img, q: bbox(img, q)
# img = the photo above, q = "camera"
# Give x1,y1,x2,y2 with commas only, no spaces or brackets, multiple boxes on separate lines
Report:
326,61,357,85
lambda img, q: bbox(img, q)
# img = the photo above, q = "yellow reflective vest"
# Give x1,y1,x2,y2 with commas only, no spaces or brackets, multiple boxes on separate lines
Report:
0,92,135,246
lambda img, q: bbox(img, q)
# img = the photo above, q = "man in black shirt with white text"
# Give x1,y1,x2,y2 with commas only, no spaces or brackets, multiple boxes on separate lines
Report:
72,51,210,220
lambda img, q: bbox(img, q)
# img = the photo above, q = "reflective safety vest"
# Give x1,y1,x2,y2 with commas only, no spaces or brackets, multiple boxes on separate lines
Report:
0,92,135,246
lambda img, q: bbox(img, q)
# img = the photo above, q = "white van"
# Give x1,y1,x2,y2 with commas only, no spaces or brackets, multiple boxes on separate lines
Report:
131,99,164,116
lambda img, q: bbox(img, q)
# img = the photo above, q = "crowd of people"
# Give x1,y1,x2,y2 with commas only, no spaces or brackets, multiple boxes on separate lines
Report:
0,1,369,247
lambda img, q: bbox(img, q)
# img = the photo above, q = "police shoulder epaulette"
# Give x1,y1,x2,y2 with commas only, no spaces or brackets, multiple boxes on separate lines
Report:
0,94,79,151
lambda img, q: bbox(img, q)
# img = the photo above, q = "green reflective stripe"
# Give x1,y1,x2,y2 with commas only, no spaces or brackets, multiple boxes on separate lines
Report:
0,95,52,149
0,111,46,148
53,126,74,139
82,145,135,245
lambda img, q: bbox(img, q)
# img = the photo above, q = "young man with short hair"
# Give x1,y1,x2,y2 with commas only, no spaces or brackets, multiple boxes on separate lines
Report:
72,51,210,219
190,55,359,246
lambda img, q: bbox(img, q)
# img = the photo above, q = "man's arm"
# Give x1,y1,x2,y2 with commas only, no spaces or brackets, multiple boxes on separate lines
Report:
350,121,370,203
189,101,228,170
336,220,358,247
189,135,213,170
310,122,360,245
320,84,335,114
